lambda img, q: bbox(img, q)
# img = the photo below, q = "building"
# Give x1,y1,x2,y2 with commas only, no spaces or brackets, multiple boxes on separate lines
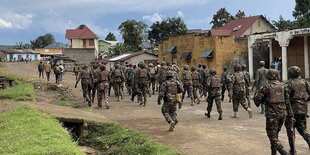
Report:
65,24,99,56
248,28,310,81
0,49,41,62
107,51,158,70
158,15,276,75
35,42,66,60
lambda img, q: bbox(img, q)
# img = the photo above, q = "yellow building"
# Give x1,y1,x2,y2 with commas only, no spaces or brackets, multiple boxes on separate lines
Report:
158,15,275,75
65,25,99,56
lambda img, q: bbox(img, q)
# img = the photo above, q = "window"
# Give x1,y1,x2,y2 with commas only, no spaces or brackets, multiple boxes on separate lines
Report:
89,39,94,46
83,39,86,47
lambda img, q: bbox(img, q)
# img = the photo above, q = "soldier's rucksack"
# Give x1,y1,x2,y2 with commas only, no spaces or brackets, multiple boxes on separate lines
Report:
114,69,122,77
166,80,178,95
150,67,156,75
210,76,221,88
269,83,285,103
38,64,44,71
139,69,148,78
289,79,308,100
54,66,61,74
192,72,199,80
99,71,109,81
183,71,191,80
234,72,245,84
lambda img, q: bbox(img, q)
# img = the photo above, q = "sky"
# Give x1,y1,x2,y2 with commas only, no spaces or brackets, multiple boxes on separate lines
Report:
0,0,296,45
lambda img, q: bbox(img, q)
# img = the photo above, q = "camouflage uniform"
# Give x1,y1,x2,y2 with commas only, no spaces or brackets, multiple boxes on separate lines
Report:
255,61,268,114
97,65,110,109
205,69,222,120
285,66,310,154
90,64,100,103
38,61,45,79
135,62,151,106
73,65,80,80
200,65,209,100
158,71,184,131
111,64,125,101
197,64,204,97
181,65,193,104
191,66,201,105
241,64,251,107
157,62,168,91
76,65,92,106
254,69,292,155
231,64,252,118
220,67,231,102
148,63,157,95
54,64,61,84
125,64,135,95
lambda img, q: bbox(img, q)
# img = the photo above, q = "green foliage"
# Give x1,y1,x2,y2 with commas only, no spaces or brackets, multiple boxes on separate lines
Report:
31,33,55,49
0,83,35,101
293,0,310,28
81,123,181,155
234,10,246,19
0,107,84,155
15,42,32,49
210,8,234,28
109,43,131,56
272,15,299,31
105,32,117,41
118,20,148,51
148,17,188,45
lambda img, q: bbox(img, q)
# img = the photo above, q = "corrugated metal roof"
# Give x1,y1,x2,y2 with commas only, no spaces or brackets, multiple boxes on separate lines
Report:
108,51,157,62
65,25,99,39
0,49,39,54
200,49,213,58
45,42,67,49
166,46,176,53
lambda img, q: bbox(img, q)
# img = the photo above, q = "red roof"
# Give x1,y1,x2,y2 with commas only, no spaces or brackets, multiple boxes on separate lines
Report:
211,15,274,37
65,25,99,39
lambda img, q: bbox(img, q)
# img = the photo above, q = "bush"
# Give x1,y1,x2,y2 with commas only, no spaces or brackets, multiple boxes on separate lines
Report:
81,123,180,155
0,106,84,155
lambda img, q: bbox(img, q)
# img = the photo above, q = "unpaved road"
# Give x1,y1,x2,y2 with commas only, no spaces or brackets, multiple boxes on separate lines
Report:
2,62,310,155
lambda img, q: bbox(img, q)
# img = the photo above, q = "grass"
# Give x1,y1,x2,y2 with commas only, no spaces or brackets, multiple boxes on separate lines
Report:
0,106,84,155
0,82,35,101
80,123,181,155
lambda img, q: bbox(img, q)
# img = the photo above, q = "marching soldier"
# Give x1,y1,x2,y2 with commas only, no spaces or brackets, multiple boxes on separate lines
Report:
110,63,125,101
97,65,110,109
158,70,184,131
181,65,193,104
191,66,201,105
285,66,310,154
149,63,157,95
255,61,268,114
205,69,222,120
221,67,231,102
75,65,92,107
254,69,293,155
241,64,251,107
90,63,100,103
231,64,253,118
135,62,151,106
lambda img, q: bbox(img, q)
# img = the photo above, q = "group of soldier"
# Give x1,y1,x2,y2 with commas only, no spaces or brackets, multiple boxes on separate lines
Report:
73,60,310,154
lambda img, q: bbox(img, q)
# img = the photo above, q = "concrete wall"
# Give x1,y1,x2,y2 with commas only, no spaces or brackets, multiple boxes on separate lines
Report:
63,48,96,64
70,38,98,53
243,18,275,37
158,34,248,76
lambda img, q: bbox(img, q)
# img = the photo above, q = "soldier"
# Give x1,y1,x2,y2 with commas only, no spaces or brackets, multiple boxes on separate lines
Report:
181,64,193,104
254,61,268,114
54,63,61,84
110,63,125,101
73,64,80,80
135,62,151,106
38,61,45,79
125,64,135,95
97,65,110,109
157,62,168,90
200,64,209,101
205,69,222,120
197,64,204,96
285,66,310,154
158,70,184,131
44,61,52,81
241,64,251,107
148,63,157,95
90,63,100,103
75,65,92,107
191,66,201,105
254,69,293,155
221,67,231,102
231,64,253,118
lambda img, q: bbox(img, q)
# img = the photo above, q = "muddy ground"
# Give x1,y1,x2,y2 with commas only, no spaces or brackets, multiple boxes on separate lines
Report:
1,62,310,155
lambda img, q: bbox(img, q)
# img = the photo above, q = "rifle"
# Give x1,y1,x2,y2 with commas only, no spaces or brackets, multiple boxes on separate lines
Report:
75,80,79,88
251,81,257,91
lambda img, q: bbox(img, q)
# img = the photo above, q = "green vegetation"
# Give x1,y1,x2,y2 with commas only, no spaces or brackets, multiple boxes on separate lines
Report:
0,106,84,155
81,123,181,155
0,82,35,101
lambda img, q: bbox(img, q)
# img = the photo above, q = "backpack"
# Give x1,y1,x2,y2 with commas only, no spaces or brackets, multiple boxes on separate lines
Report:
183,71,191,80
150,67,156,75
114,69,122,77
210,76,221,88
192,72,199,80
290,79,308,100
99,71,109,81
166,80,178,95
139,69,148,78
38,64,44,71
234,72,245,84
54,66,61,74
269,83,285,103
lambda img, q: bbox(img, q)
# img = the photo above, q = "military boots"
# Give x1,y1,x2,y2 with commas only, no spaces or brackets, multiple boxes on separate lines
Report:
247,108,253,118
205,112,211,118
218,111,223,120
276,145,289,155
271,145,277,155
231,112,238,118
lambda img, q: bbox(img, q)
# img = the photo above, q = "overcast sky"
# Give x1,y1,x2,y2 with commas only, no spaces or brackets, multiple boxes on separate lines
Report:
0,0,295,45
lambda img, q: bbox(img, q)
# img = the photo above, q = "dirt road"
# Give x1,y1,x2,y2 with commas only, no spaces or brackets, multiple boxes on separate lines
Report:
2,62,310,155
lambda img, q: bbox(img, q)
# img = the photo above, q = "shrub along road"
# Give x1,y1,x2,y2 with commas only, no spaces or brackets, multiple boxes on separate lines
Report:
2,62,310,155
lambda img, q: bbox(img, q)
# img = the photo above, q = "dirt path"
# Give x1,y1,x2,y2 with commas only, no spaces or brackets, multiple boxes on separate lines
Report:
2,62,310,155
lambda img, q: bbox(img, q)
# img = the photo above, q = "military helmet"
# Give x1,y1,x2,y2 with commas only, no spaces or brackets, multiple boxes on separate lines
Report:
259,61,265,66
100,65,106,70
223,66,227,71
241,64,247,71
166,61,171,66
166,70,174,78
191,66,196,71
234,64,241,72
160,61,166,66
266,69,279,80
183,64,189,70
148,63,153,67
288,66,301,78
209,68,216,75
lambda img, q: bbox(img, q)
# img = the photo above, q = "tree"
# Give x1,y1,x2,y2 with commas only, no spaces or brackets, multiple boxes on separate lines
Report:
235,10,246,19
15,42,32,49
105,32,116,41
148,17,187,45
272,15,298,31
31,33,55,49
293,0,310,27
109,43,131,56
210,8,234,28
118,20,147,51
